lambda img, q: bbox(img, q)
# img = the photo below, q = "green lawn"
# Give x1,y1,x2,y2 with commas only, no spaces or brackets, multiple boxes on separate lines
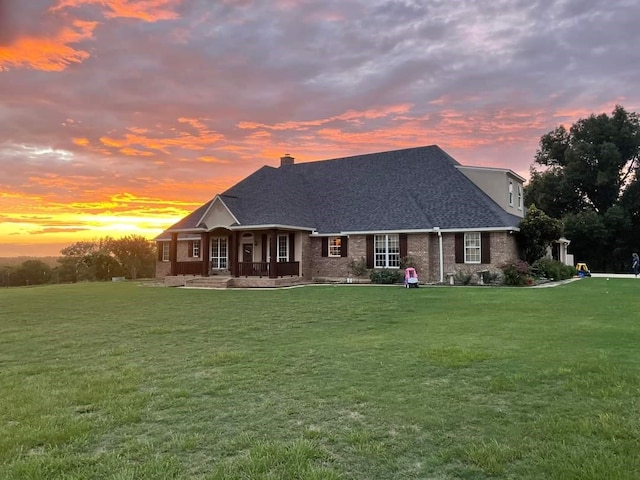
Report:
1,280,639,479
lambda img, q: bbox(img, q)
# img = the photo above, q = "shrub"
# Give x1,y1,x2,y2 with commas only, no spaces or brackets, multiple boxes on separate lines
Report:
480,271,501,285
500,260,531,286
348,257,369,280
453,271,472,285
533,258,576,281
370,269,403,284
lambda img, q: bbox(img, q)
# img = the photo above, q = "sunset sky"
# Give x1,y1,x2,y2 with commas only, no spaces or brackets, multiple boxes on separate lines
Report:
1,0,639,257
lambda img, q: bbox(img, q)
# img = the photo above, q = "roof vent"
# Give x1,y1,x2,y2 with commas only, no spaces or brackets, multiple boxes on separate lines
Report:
280,153,295,167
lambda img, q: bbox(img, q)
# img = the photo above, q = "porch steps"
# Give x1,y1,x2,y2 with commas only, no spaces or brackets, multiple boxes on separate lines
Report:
184,276,232,289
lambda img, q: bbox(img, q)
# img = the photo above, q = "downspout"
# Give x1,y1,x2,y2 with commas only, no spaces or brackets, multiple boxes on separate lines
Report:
434,227,443,283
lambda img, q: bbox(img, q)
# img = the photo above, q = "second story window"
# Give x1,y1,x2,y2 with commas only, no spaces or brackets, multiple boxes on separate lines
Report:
508,180,514,206
517,184,523,210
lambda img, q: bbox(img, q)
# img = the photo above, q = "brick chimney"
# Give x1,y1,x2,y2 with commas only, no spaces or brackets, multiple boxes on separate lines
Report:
280,153,295,167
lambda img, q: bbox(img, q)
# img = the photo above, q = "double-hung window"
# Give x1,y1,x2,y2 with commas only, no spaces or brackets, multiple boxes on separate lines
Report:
374,234,400,268
210,237,228,269
162,242,170,262
517,184,523,210
508,181,514,206
465,232,481,264
192,240,200,258
277,235,289,262
328,237,342,257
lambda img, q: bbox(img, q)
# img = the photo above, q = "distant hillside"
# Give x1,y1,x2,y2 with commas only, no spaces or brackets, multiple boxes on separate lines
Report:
0,256,60,268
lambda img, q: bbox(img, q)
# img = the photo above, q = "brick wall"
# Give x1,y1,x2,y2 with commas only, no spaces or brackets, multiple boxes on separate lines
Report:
309,232,519,284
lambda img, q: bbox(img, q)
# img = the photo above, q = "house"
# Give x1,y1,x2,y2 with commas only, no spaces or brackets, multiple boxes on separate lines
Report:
155,145,525,286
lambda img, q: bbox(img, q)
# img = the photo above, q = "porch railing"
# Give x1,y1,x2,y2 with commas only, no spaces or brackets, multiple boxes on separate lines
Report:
174,261,204,275
237,261,300,277
237,262,270,277
171,261,300,277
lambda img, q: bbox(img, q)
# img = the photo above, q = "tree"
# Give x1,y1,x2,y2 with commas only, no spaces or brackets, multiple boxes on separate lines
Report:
524,105,640,272
106,235,156,279
517,205,563,264
13,260,52,286
526,105,640,214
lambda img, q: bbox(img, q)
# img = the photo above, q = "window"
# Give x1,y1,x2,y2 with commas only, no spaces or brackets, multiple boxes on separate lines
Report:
210,237,228,269
328,237,342,257
191,240,200,258
508,180,514,206
517,184,523,210
277,235,289,262
162,242,170,262
465,232,481,264
374,234,400,268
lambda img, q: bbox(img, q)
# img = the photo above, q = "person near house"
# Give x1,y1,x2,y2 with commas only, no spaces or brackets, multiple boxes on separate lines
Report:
633,253,639,277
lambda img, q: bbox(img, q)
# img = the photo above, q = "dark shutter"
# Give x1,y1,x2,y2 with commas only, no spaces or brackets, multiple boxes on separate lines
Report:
289,233,295,261
455,233,464,264
399,234,408,259
157,242,163,261
366,235,374,268
321,238,328,257
187,240,193,257
341,236,348,257
261,234,267,262
481,232,491,264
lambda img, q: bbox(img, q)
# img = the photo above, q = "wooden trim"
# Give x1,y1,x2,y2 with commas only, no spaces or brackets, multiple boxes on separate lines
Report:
321,238,328,257
366,235,374,268
481,232,491,264
455,233,464,264
399,233,407,259
261,234,267,262
269,229,277,278
341,236,348,257
289,232,295,262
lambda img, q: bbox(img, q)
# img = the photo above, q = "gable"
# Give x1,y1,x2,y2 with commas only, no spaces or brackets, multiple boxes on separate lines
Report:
199,196,238,229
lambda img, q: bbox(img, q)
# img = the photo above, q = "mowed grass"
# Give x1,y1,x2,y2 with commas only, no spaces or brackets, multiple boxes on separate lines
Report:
1,279,639,479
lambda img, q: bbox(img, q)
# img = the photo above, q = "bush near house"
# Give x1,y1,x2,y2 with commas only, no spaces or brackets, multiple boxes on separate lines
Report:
533,258,576,281
500,260,532,286
369,268,403,284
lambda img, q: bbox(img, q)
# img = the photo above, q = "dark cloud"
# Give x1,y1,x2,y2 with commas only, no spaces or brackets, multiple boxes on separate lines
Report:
1,0,640,254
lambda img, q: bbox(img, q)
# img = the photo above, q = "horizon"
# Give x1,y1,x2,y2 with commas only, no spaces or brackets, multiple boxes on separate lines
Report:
2,1,639,257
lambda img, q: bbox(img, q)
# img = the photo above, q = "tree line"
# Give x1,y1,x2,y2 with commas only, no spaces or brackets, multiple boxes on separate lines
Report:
1,235,156,287
525,105,640,272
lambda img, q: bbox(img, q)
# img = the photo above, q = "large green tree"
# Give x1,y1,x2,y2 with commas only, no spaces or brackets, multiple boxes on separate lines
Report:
524,106,640,271
517,205,563,264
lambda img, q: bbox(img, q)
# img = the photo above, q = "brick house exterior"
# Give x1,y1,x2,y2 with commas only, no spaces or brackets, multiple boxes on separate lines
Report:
156,146,525,286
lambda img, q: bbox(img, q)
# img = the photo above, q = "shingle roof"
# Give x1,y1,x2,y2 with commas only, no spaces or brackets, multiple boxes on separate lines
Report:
162,145,522,235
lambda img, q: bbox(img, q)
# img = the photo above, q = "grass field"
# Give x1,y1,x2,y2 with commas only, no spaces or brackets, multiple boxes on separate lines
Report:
1,279,639,479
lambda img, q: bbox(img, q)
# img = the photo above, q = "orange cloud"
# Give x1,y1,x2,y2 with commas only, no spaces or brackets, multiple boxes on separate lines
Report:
237,104,413,131
52,0,184,22
0,19,96,71
98,120,224,154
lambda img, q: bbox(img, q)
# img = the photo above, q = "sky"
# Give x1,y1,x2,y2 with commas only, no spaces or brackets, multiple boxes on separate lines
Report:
1,0,639,257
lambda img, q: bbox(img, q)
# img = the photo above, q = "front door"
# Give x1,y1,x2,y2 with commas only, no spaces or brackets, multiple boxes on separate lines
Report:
242,243,253,263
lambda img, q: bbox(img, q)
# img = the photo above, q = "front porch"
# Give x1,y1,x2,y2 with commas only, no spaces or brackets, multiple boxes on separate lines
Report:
172,261,300,278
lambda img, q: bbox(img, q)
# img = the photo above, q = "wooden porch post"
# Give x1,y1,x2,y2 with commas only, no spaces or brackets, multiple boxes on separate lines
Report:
169,232,178,276
229,232,238,277
201,232,210,277
269,229,278,278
